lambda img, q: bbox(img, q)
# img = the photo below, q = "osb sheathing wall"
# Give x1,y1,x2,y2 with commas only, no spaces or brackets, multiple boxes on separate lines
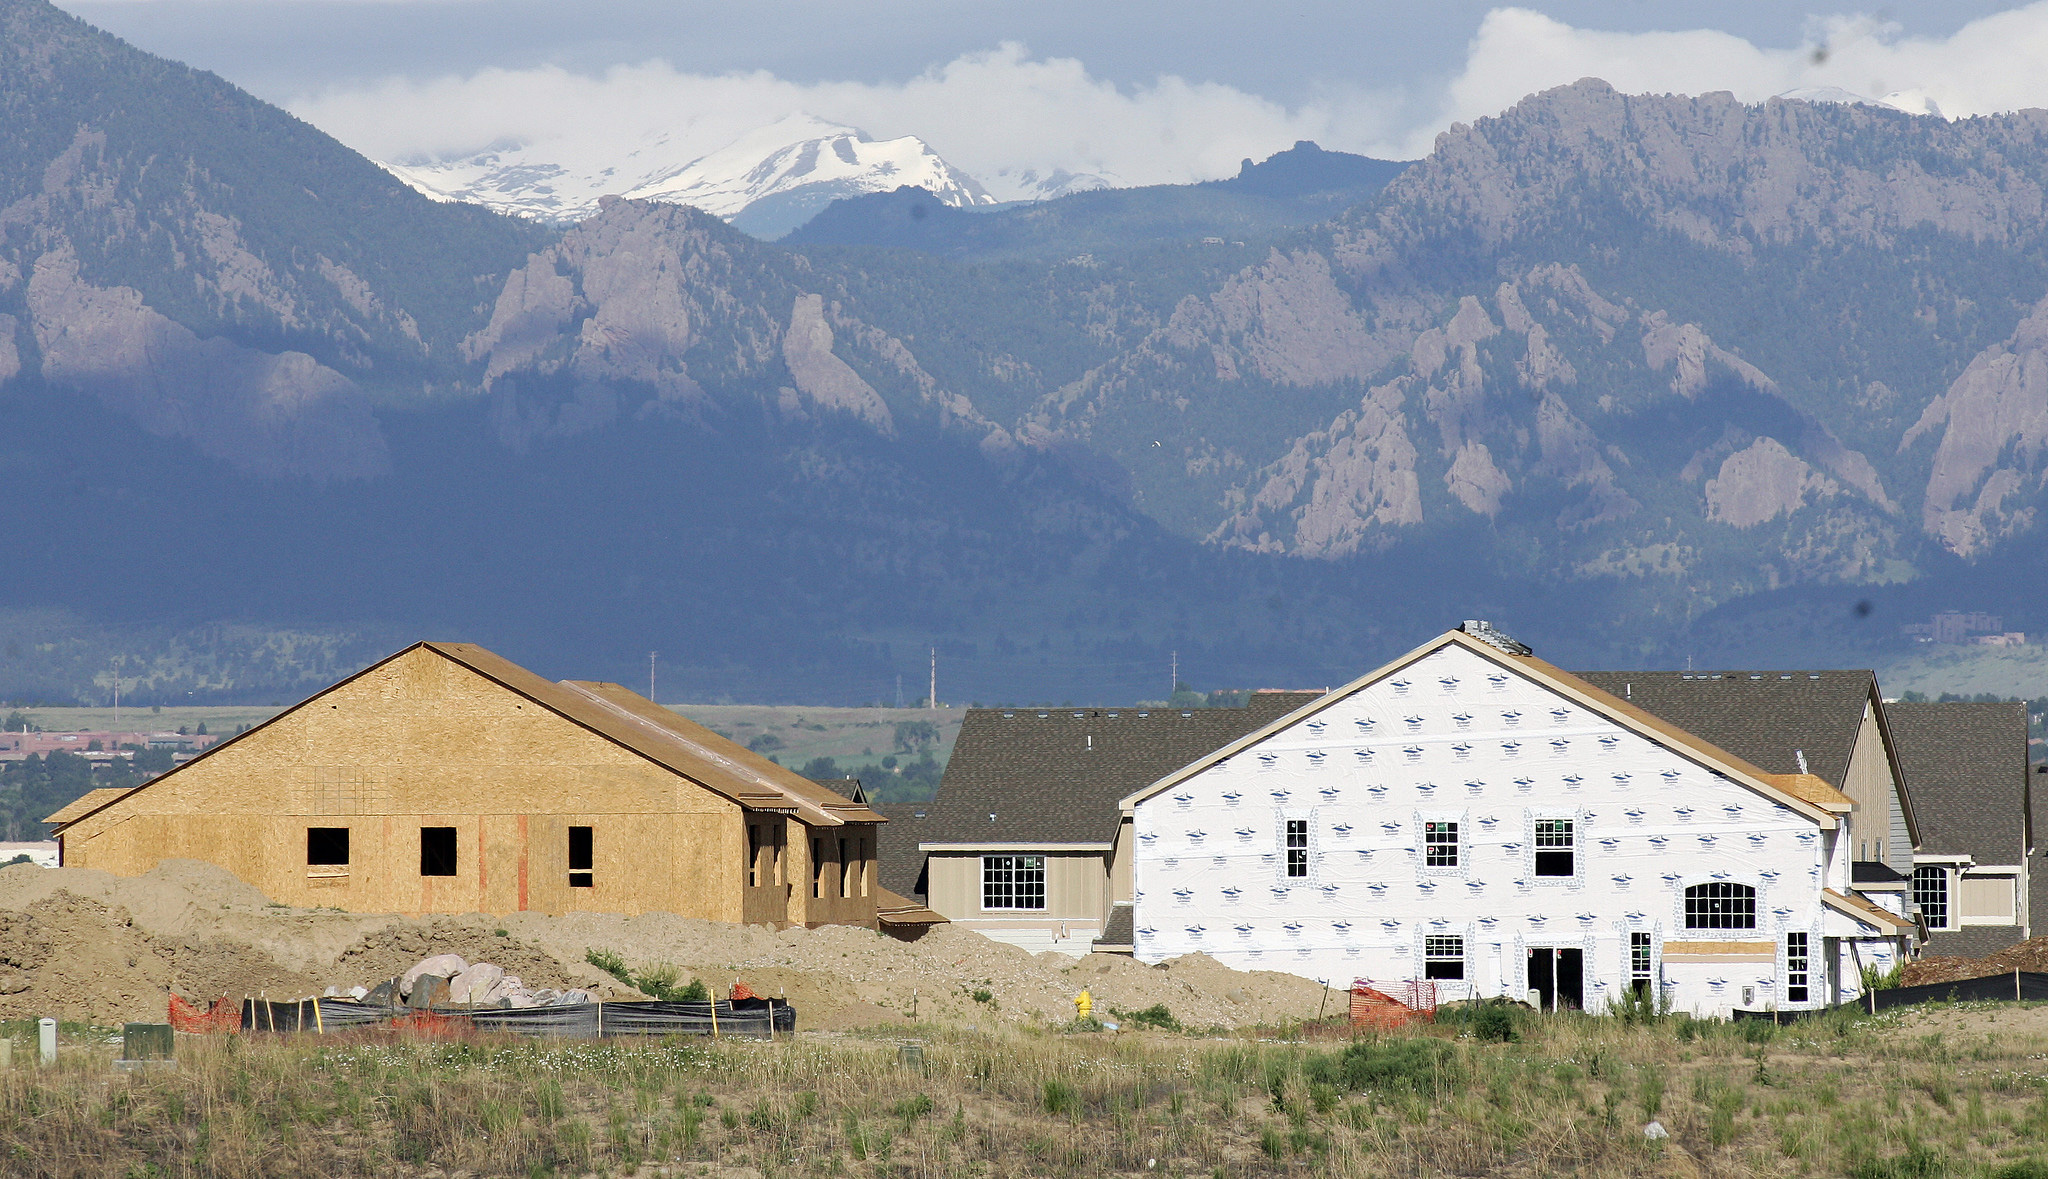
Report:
58,648,751,920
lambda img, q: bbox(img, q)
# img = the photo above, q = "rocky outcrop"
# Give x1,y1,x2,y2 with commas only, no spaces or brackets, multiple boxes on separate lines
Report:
24,246,388,480
781,294,893,432
1705,438,1838,528
1902,293,2048,557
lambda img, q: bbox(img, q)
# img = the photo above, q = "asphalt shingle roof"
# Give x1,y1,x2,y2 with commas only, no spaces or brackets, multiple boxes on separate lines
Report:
1884,701,2029,865
919,693,1325,846
872,802,932,900
1573,669,1877,788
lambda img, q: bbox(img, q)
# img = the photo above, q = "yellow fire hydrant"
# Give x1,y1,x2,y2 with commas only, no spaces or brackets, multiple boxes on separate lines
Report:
1075,989,1093,1020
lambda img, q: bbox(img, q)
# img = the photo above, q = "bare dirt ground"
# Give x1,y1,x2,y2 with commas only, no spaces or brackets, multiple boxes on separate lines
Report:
1901,935,2048,985
0,860,1337,1029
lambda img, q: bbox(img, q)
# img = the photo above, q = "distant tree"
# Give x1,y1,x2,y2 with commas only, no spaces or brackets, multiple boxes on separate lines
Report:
799,756,842,780
893,720,940,752
747,732,784,753
195,722,208,736
2,710,31,732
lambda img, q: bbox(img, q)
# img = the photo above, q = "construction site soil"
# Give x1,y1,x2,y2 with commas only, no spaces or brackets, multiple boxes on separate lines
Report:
1902,936,2048,987
0,861,1338,1029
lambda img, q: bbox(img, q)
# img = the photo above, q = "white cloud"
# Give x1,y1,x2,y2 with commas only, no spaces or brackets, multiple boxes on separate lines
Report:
1412,4,2048,156
290,6,2048,204
292,43,1404,201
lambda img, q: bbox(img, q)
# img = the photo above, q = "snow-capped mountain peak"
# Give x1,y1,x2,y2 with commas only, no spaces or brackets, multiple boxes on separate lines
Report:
379,112,995,237
624,114,995,237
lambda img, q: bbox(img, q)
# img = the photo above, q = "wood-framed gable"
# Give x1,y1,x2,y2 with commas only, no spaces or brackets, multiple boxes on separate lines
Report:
1119,629,1847,829
45,641,882,836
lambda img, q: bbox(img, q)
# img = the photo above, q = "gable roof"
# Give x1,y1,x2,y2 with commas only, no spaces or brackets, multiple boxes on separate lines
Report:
919,693,1325,847
1120,630,1845,827
1823,888,1917,933
46,642,881,834
1884,701,2029,864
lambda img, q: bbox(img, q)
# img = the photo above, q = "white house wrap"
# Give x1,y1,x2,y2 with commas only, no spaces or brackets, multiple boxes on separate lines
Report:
1121,626,1914,1018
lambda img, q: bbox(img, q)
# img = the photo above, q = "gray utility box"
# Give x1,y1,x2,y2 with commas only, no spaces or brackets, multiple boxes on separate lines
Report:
122,1023,174,1061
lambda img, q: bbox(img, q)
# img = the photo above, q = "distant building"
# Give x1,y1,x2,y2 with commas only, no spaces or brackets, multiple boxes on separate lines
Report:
0,730,219,762
1902,611,2020,645
44,642,937,932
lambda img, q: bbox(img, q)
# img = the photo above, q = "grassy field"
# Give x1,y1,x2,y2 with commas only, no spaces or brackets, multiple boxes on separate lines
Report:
5,1003,2048,1177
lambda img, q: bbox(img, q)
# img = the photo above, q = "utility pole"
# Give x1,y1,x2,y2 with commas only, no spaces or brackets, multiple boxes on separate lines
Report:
648,651,658,703
895,674,904,709
929,647,937,711
1170,650,1178,695
112,655,123,730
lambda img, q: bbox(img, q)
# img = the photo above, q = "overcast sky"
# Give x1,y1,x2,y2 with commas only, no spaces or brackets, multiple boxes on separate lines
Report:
55,1,2048,196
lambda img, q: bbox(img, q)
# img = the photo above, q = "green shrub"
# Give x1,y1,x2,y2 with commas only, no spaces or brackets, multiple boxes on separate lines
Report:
585,949,632,987
1121,1004,1180,1031
1304,1037,1459,1096
1991,1161,2048,1179
1439,999,1521,1042
1042,1079,1077,1115
893,1094,935,1121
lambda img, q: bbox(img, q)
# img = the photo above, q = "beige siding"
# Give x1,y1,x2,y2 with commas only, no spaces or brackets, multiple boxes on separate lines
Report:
1961,874,2018,922
57,648,876,928
1841,702,1910,870
925,850,1108,923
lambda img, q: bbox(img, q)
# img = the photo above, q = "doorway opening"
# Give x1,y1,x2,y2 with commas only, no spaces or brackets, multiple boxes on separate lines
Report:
1526,947,1584,1012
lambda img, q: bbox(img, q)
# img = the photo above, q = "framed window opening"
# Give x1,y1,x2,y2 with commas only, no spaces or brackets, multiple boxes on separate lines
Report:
1423,935,1465,980
1683,882,1757,930
1786,932,1810,1003
1534,819,1575,877
982,854,1046,910
1284,820,1309,878
568,826,593,888
812,837,826,899
307,827,349,868
1424,821,1458,868
419,827,457,877
838,837,852,898
1912,865,1950,929
747,824,762,887
1629,932,1653,997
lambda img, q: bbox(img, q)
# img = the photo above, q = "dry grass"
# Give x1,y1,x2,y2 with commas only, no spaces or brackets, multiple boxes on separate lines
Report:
3,1004,2048,1176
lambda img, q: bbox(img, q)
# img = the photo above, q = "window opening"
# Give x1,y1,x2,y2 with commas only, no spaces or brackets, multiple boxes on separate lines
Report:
1424,821,1458,868
1534,818,1574,876
812,838,825,899
419,827,457,877
1683,882,1756,930
1629,932,1652,997
307,827,349,867
1912,866,1949,929
1284,819,1309,878
747,824,761,887
839,837,851,898
1786,932,1810,1003
1423,935,1465,980
983,855,1046,910
858,837,870,897
568,826,593,888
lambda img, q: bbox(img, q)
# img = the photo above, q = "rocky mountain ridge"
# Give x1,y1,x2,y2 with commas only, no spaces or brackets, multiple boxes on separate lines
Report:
10,0,2048,696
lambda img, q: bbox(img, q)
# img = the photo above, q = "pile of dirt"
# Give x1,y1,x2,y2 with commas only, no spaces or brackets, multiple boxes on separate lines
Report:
0,861,1337,1030
1903,937,2048,986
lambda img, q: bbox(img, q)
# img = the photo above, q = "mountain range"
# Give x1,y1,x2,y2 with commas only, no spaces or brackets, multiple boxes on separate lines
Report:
8,0,2048,705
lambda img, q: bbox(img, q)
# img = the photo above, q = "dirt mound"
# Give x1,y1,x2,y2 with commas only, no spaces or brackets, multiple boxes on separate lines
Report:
0,864,1338,1030
1903,937,2048,986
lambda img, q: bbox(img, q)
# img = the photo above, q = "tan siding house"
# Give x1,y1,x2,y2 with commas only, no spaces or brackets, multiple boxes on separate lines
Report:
45,642,902,928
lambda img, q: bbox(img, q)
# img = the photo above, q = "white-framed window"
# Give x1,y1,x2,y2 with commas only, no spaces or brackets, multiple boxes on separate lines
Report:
1683,882,1756,930
1534,818,1574,876
1629,931,1653,997
1284,820,1309,878
1424,820,1458,868
1785,932,1810,1003
1912,865,1950,929
982,855,1046,910
1423,935,1465,980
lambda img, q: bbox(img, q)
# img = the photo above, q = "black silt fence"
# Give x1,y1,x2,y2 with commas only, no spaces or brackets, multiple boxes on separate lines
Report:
1731,970,2048,1021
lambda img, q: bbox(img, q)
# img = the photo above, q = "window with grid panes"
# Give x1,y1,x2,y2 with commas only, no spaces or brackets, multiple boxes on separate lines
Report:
1534,818,1574,876
1786,932,1810,1002
1424,821,1458,867
1683,882,1756,930
982,855,1045,910
1912,866,1949,929
1630,932,1652,997
1423,936,1465,980
1284,819,1309,878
